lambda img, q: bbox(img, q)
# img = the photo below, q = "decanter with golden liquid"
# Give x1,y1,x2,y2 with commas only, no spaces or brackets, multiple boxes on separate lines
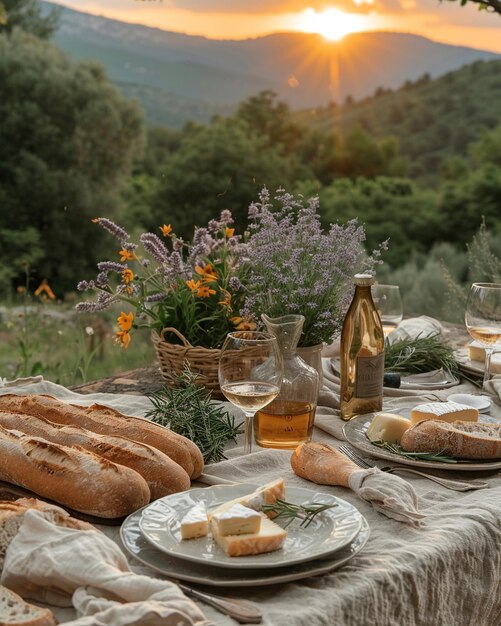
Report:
340,274,385,420
254,314,319,448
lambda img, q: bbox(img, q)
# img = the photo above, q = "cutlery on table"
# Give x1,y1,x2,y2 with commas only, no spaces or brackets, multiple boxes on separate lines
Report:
338,445,489,492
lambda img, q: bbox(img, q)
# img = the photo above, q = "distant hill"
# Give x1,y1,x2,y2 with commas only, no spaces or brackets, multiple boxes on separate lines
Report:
296,59,501,178
43,2,500,128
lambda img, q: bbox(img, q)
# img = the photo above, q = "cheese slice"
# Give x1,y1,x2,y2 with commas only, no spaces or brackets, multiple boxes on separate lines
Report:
211,503,262,536
366,412,410,444
468,341,485,363
410,402,478,426
209,478,285,520
211,513,287,557
180,502,208,540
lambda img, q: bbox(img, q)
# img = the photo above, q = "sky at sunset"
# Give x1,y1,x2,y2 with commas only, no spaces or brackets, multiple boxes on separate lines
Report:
57,1,501,53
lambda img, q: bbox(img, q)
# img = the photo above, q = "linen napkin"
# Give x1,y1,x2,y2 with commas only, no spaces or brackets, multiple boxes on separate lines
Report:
1,510,210,626
348,468,426,527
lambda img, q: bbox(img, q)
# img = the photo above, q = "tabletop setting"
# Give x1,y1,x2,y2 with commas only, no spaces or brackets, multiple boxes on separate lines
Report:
0,202,500,626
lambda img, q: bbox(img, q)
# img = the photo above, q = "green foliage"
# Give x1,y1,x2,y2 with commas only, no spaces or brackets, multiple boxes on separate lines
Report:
0,0,60,38
0,229,43,292
440,0,501,14
0,29,144,294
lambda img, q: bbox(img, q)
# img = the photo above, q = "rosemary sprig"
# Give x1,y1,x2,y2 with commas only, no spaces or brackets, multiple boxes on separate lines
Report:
146,364,243,464
372,440,458,464
262,499,337,528
384,334,460,379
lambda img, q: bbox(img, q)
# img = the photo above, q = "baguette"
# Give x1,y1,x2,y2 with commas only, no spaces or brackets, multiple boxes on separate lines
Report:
0,395,203,479
0,585,57,626
401,420,501,459
291,442,359,487
0,426,150,517
0,411,190,500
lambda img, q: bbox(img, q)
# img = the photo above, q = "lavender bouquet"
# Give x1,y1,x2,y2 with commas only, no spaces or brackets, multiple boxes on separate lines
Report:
76,211,249,349
242,188,387,347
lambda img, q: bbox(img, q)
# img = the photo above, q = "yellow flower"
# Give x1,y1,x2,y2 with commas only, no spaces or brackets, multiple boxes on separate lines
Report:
115,330,131,349
195,263,218,282
122,269,134,284
186,279,201,291
235,320,257,331
218,289,231,308
119,248,134,262
34,279,56,300
117,311,134,332
197,284,217,298
230,316,243,325
225,227,235,238
160,224,173,237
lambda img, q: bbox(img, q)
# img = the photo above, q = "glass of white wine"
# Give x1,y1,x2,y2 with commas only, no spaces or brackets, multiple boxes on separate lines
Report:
465,282,501,389
219,331,283,454
372,284,403,337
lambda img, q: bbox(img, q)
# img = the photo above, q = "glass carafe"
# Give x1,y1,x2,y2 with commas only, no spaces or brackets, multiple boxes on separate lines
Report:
254,314,319,449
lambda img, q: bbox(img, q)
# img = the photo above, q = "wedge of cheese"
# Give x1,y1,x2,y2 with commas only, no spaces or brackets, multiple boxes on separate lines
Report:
209,478,285,520
211,512,287,557
410,402,478,426
212,503,262,537
468,342,501,373
366,412,410,444
180,502,208,540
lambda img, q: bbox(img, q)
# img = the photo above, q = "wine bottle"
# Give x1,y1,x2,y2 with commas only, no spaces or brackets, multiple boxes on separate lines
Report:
340,273,385,420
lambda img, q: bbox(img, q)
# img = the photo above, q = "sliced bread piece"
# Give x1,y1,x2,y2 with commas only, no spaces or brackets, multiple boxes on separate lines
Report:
0,585,57,625
401,420,501,459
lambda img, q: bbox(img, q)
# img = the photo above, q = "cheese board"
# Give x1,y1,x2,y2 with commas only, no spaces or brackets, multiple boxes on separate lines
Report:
138,484,364,569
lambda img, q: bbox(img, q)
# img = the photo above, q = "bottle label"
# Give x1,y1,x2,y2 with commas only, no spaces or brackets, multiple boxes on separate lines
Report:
355,353,384,398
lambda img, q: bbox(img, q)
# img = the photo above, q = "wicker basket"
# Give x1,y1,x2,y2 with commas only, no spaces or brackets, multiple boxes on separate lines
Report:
152,327,223,398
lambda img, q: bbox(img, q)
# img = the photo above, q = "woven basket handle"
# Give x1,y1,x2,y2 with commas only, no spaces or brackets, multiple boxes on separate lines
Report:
160,327,193,347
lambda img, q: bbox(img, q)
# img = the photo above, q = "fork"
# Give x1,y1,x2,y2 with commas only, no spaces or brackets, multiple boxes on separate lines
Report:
338,445,489,492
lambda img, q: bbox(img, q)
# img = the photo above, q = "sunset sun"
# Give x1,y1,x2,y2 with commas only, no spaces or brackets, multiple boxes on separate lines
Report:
300,8,364,41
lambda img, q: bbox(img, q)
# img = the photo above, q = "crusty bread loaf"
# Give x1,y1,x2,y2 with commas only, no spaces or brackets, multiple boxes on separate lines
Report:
0,411,190,500
291,442,359,487
0,395,203,479
401,420,501,459
0,585,57,626
0,426,150,517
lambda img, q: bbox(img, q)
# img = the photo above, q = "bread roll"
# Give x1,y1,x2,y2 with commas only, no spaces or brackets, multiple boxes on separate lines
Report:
401,420,501,459
291,442,359,487
0,585,57,626
0,395,203,479
0,411,190,500
0,426,150,517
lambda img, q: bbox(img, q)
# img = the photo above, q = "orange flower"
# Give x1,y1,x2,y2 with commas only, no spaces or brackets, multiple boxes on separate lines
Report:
34,279,56,300
119,248,134,262
195,263,218,282
115,330,131,349
230,316,243,325
186,279,201,291
225,227,235,238
91,218,99,223
122,269,134,284
117,311,134,332
160,224,172,237
235,320,257,331
218,289,231,308
197,284,216,298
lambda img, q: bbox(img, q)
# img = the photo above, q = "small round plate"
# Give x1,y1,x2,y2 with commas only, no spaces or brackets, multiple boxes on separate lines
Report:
138,484,364,569
121,506,370,587
343,414,501,471
447,393,491,413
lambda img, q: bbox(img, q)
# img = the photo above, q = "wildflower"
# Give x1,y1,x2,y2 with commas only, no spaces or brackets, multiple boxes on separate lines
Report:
115,330,131,349
85,326,95,336
218,289,231,308
140,233,170,264
117,311,134,332
16,286,26,294
236,320,257,331
122,269,134,284
77,280,95,292
195,263,218,282
197,284,216,298
186,279,201,291
97,261,126,274
92,218,130,242
229,276,242,291
160,224,173,237
119,248,134,262
225,227,235,238
34,279,56,300
145,293,166,303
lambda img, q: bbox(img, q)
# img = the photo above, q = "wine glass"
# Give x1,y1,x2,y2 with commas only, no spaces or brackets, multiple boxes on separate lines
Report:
372,284,404,337
219,331,283,454
465,282,501,389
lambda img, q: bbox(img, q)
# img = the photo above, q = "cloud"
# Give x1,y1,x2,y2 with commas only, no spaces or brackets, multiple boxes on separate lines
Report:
169,1,381,14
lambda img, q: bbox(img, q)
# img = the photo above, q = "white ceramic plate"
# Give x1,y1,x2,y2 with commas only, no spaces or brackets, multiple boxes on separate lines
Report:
447,393,491,413
121,506,370,587
138,484,364,569
343,414,501,471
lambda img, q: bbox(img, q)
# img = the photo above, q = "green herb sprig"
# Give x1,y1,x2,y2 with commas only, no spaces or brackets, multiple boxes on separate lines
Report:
262,499,337,528
384,334,460,379
372,440,458,464
146,365,243,464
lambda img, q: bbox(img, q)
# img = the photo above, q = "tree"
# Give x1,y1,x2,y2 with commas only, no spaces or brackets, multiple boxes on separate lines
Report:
0,30,144,293
441,0,501,14
0,0,60,38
